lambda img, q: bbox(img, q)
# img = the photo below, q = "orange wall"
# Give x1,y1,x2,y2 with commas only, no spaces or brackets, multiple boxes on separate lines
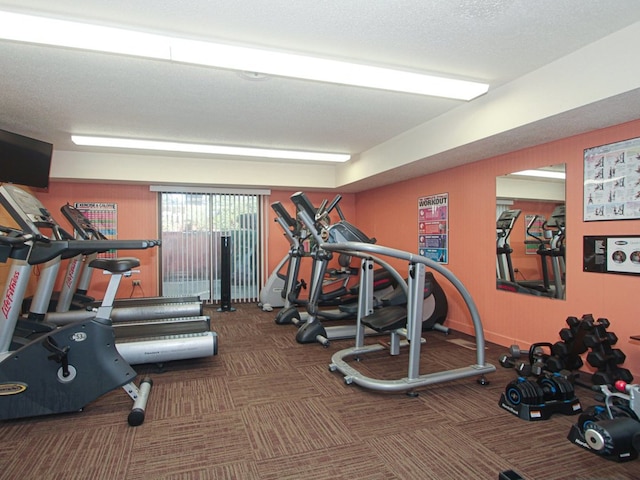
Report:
12,120,639,380
34,183,159,300
30,187,354,302
355,118,640,380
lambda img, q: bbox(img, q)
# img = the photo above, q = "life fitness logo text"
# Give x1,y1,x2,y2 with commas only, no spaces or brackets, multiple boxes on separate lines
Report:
65,259,79,289
0,382,28,396
1,270,20,319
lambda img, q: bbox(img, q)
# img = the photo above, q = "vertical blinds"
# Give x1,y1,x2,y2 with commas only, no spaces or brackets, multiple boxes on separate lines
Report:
155,187,267,304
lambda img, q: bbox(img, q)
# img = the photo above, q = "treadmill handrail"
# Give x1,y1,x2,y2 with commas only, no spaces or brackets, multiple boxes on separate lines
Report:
27,239,152,265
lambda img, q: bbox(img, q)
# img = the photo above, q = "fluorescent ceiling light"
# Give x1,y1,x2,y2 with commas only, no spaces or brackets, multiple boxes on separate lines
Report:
511,169,566,180
71,135,351,162
0,11,489,100
0,11,170,59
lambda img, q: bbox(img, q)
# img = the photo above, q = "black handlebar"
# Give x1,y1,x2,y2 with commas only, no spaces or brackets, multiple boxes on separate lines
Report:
290,192,317,221
271,201,297,228
0,225,152,264
325,195,341,215
316,199,328,218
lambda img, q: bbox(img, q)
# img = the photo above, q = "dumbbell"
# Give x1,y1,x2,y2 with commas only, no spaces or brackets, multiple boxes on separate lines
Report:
538,373,576,402
584,331,618,348
580,314,609,330
504,377,544,406
548,342,583,371
498,351,531,376
500,344,543,375
511,343,552,376
592,368,634,386
587,349,626,368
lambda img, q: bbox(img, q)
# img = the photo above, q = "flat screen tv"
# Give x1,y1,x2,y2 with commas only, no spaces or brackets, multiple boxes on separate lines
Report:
0,128,53,191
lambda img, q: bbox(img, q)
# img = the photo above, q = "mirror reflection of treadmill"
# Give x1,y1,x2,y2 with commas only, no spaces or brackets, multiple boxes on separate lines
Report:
0,184,217,365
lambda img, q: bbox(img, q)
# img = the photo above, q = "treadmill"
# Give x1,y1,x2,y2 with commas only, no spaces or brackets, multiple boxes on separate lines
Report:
0,184,217,365
57,202,205,313
22,202,205,322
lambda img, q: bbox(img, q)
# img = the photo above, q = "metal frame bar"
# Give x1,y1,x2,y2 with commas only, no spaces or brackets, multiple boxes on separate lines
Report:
325,241,496,393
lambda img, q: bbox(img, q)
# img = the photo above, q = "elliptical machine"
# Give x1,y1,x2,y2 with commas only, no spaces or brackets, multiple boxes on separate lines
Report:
0,185,152,425
261,201,311,310
290,191,448,346
270,199,389,326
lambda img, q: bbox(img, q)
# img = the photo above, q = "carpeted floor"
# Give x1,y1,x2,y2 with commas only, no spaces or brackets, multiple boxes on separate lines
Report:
0,304,637,480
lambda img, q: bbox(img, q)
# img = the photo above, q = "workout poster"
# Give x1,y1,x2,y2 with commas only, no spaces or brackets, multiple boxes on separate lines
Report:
418,193,448,264
583,136,640,221
75,202,118,258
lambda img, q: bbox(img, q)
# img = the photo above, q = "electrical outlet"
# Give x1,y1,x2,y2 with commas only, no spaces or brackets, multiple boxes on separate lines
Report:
132,280,141,286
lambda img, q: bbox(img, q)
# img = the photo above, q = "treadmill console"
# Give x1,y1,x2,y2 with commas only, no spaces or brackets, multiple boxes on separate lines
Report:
61,203,106,240
0,184,57,236
496,209,521,232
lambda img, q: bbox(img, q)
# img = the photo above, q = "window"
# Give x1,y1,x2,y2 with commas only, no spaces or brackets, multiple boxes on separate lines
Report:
154,187,269,304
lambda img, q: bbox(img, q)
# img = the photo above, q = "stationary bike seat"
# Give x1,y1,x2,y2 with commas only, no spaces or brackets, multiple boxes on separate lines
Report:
89,257,141,273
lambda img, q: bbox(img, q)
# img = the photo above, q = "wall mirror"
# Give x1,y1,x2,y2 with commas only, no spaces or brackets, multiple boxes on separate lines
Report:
496,164,566,299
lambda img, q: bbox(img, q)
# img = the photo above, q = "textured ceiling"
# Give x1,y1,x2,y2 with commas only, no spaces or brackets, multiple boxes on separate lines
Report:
1,1,640,190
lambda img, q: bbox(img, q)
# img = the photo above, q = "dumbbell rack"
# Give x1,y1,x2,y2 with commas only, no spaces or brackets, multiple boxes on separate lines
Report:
555,314,632,386
498,314,635,421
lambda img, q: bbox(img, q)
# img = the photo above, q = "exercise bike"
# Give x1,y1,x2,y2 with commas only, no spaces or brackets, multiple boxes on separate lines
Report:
0,188,152,426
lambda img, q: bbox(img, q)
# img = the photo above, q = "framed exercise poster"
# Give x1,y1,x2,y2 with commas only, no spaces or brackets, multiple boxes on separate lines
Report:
75,202,118,258
418,193,448,264
583,136,640,221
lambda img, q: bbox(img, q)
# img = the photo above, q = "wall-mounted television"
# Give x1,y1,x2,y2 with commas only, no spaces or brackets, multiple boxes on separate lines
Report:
0,128,53,191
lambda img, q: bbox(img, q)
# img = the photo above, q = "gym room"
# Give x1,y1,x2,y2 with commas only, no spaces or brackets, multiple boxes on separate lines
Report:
1,2,639,479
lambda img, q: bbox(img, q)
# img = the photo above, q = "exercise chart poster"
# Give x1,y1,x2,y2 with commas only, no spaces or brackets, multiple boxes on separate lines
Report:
418,193,448,264
75,202,118,258
583,136,640,221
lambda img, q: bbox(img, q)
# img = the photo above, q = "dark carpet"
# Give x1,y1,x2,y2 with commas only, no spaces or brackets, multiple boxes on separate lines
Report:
0,305,637,480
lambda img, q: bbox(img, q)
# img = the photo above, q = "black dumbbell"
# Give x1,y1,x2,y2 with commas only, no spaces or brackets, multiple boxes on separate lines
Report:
504,378,544,406
587,349,626,368
592,368,634,386
559,328,574,342
498,352,531,376
499,353,515,369
538,374,576,402
566,316,580,328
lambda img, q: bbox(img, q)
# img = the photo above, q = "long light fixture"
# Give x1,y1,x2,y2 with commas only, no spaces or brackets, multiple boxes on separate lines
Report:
0,11,489,100
71,135,351,162
511,169,566,180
